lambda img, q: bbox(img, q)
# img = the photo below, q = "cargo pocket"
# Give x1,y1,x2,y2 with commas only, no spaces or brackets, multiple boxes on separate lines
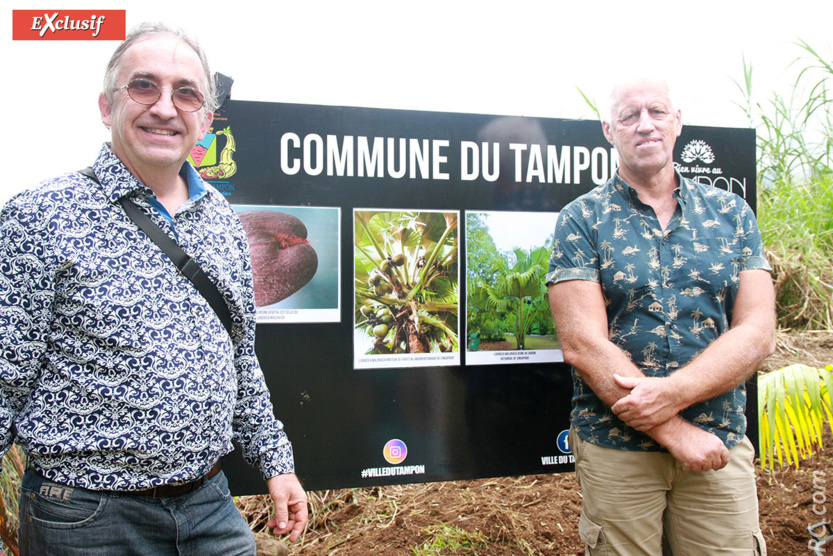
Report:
578,512,603,552
752,528,767,555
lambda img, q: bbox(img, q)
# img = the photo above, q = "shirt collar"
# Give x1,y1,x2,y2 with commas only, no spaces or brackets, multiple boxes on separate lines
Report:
181,159,207,202
612,170,690,208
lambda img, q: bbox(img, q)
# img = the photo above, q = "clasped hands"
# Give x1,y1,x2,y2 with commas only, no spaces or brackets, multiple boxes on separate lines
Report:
611,374,682,431
612,374,730,472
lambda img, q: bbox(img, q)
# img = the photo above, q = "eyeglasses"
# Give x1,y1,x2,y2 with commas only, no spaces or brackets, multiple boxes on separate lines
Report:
120,78,205,113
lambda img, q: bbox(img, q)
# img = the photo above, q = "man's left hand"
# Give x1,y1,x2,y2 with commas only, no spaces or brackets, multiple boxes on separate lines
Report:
266,473,308,542
611,374,683,430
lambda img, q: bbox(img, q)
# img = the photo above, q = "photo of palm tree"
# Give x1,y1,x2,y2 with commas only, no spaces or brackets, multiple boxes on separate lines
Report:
354,209,460,369
465,211,562,365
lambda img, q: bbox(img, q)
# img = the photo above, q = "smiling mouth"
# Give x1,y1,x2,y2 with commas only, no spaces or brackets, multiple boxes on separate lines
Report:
637,139,660,147
143,127,178,136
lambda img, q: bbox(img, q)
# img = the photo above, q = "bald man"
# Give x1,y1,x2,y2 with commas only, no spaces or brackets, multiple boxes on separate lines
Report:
546,77,774,554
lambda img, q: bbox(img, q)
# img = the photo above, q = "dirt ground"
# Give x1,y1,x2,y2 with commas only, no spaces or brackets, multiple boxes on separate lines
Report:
477,340,517,351
243,330,833,555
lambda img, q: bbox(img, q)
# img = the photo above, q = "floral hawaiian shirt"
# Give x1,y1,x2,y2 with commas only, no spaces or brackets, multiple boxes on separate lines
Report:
546,173,771,451
0,144,294,490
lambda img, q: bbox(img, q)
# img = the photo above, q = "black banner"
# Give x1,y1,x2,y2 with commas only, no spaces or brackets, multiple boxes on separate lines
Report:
201,100,756,493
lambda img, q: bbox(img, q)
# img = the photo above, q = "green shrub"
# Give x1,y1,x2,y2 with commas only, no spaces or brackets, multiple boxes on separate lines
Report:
736,40,833,331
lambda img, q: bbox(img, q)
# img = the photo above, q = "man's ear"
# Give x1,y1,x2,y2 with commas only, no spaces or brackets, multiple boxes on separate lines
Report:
674,109,683,137
602,120,614,145
99,93,112,127
198,110,213,141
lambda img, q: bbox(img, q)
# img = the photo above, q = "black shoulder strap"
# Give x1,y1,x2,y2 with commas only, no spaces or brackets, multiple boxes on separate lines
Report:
79,167,234,337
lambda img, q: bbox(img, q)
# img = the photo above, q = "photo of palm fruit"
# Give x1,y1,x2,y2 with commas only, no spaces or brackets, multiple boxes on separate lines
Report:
238,210,319,307
354,210,459,355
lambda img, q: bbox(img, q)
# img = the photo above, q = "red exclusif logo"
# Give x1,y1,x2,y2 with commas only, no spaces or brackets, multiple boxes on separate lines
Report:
12,10,126,40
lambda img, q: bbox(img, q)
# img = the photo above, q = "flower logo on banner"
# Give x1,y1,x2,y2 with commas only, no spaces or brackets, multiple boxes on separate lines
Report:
680,140,716,164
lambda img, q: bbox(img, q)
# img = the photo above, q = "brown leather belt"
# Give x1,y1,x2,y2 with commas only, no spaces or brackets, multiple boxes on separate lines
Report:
31,461,222,499
128,461,223,498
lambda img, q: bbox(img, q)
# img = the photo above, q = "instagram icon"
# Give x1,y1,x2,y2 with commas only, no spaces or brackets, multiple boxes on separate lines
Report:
384,439,408,465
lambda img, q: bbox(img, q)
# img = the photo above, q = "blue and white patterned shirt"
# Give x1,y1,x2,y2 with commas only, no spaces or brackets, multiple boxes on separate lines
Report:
0,144,294,491
547,173,771,451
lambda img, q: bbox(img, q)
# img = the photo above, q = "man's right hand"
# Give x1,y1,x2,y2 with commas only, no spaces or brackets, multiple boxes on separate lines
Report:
655,419,730,472
266,473,308,542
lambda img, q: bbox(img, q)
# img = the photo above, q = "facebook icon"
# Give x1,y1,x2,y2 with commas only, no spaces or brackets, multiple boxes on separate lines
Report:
557,430,571,455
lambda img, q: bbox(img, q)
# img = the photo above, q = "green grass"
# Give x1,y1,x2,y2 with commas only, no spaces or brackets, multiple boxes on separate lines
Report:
412,524,487,555
0,445,23,553
738,40,833,331
758,176,833,330
502,333,561,350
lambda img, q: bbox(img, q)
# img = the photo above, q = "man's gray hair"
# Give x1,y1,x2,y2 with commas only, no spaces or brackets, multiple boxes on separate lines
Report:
101,22,218,117
600,74,677,125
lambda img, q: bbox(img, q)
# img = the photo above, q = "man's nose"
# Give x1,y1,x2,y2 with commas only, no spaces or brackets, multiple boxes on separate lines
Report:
149,89,179,118
636,110,655,132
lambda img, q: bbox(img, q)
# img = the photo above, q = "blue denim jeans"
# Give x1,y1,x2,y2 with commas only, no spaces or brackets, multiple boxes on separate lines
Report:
19,469,257,556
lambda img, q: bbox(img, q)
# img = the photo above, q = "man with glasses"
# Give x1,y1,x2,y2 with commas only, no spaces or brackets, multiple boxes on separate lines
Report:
547,76,774,554
0,22,307,554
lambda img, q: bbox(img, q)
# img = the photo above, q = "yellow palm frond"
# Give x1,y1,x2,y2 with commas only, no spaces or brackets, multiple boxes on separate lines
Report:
758,363,833,470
